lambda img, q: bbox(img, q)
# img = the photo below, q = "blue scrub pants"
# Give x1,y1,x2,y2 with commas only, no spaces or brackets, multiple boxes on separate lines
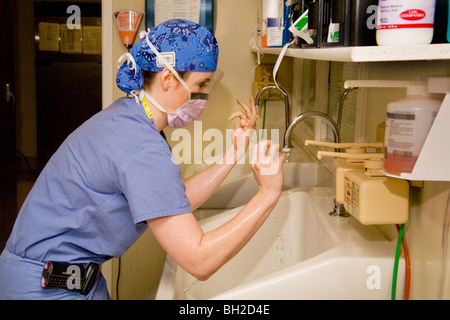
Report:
0,249,110,300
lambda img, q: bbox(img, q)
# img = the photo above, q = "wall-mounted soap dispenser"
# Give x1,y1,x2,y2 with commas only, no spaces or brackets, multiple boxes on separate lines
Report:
306,141,408,225
316,147,410,225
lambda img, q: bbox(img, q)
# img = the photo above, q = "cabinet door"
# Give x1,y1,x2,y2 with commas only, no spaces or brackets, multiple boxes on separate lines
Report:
35,61,102,169
0,0,17,250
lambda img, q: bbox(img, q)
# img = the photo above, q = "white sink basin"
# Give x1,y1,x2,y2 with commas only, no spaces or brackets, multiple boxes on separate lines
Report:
155,188,405,300
184,146,333,210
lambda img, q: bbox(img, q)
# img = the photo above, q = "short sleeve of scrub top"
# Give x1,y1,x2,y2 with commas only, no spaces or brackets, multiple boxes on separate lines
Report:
116,139,192,224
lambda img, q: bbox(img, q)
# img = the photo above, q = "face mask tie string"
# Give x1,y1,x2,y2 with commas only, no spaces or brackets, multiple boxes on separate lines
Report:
117,52,138,75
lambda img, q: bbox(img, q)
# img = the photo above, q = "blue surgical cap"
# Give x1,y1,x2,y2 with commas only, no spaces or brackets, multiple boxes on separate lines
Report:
117,19,219,94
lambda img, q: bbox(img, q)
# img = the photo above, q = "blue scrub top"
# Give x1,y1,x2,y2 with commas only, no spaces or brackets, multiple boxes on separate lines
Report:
0,97,192,299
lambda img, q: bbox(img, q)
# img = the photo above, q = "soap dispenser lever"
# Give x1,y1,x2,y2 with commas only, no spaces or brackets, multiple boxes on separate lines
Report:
305,141,384,161
305,140,383,150
317,151,384,161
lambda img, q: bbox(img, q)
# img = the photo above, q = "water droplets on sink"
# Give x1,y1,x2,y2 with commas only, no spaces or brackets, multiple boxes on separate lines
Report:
178,279,200,300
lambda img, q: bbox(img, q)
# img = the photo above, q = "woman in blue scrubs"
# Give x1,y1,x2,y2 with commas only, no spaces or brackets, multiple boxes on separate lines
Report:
0,19,286,300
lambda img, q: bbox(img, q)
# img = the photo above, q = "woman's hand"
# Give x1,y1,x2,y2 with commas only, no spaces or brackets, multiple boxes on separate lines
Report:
251,140,287,199
228,97,259,163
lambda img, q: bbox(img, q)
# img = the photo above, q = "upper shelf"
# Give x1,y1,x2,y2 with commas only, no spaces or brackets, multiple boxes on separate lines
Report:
255,43,450,62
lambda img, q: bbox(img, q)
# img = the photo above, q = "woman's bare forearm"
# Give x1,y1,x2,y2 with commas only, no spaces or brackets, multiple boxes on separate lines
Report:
148,189,280,281
184,147,238,211
149,141,286,281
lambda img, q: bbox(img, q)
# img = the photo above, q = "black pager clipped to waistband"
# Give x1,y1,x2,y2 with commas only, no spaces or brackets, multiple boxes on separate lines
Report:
41,261,99,295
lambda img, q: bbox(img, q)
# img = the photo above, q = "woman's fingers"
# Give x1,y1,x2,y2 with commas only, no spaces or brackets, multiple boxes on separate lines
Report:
236,98,251,116
251,140,286,196
229,98,259,129
251,140,285,174
228,112,247,122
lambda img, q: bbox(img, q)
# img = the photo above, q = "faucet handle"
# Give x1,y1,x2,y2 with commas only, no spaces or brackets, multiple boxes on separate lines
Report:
305,140,383,149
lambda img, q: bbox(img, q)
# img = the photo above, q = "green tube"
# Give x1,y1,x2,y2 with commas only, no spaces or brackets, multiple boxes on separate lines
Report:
391,224,405,300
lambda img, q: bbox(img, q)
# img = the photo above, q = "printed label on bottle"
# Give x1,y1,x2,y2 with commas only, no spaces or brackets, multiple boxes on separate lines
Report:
267,18,283,47
352,182,359,218
344,177,359,218
344,176,352,214
377,0,435,30
385,110,437,156
384,108,439,174
385,112,416,155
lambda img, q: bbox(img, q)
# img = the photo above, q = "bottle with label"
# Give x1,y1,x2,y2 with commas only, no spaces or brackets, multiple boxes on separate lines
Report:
262,0,284,47
376,0,436,46
342,79,443,176
384,84,441,175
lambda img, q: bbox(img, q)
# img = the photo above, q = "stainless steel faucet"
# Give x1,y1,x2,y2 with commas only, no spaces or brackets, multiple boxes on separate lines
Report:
282,111,349,218
283,111,340,151
337,87,358,131
255,85,290,133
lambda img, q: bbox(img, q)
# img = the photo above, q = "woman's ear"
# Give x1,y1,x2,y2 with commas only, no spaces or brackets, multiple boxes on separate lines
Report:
160,67,177,91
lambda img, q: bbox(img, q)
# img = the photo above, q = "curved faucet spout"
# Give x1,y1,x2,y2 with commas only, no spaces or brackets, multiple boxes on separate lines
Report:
255,85,290,133
283,111,347,218
283,111,340,151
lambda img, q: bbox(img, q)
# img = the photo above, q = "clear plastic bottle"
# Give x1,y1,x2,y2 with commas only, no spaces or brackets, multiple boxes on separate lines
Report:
383,85,441,175
376,0,436,46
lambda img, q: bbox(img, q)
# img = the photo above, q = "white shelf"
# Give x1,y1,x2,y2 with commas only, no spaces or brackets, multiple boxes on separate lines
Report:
255,43,450,62
257,42,450,181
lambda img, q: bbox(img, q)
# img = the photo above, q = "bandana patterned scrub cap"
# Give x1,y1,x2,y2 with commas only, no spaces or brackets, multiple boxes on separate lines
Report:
117,19,219,95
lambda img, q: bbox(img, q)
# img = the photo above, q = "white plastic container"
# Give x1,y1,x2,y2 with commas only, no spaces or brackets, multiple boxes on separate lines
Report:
262,0,283,47
384,84,441,175
376,0,436,46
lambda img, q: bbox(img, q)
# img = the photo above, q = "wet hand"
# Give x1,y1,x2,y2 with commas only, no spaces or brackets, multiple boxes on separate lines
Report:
251,140,287,198
228,97,259,161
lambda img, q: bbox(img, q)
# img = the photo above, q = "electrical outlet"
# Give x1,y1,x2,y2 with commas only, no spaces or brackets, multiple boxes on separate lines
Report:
252,64,282,100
